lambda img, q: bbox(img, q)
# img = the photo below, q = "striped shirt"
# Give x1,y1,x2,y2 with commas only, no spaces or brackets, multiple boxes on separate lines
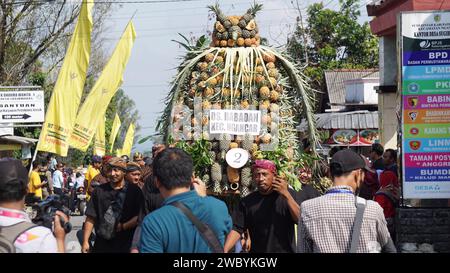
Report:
297,185,392,253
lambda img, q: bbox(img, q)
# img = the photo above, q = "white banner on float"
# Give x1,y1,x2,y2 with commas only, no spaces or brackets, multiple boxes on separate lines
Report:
209,110,261,136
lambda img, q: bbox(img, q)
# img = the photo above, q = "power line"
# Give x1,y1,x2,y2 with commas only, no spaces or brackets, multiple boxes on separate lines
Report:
5,0,206,5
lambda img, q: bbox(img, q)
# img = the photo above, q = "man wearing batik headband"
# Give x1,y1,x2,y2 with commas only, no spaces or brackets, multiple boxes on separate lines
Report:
126,162,143,188
82,157,143,253
224,159,303,253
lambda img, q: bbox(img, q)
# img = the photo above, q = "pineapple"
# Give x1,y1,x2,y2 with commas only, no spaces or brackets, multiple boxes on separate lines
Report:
262,114,272,125
266,62,276,69
255,66,264,74
242,134,253,151
241,167,252,187
240,99,249,109
239,19,247,28
205,53,215,63
268,68,279,78
270,90,280,102
215,21,226,33
209,151,216,160
229,16,240,26
229,142,239,149
240,186,250,197
245,20,256,30
215,56,224,64
202,100,211,110
261,133,271,144
200,72,209,81
202,116,209,126
227,166,240,183
219,134,231,151
229,26,242,40
259,100,270,110
259,86,270,99
242,29,251,39
222,88,231,97
202,173,211,186
262,52,276,63
211,162,222,185
223,20,232,29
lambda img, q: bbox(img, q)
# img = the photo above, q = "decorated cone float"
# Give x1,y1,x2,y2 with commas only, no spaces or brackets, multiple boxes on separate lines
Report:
157,3,322,198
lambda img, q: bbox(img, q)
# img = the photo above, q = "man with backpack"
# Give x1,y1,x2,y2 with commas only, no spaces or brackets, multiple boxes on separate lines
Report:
139,148,232,253
0,159,68,253
82,157,143,253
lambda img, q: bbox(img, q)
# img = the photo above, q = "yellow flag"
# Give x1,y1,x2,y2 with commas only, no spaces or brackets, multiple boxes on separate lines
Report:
69,21,136,151
36,0,93,156
109,114,121,153
120,123,135,158
93,117,106,156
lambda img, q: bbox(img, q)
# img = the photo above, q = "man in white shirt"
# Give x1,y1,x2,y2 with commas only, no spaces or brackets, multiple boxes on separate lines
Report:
0,159,69,253
52,163,64,196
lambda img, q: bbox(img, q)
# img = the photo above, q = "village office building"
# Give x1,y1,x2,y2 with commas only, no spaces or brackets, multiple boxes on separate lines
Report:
367,0,450,252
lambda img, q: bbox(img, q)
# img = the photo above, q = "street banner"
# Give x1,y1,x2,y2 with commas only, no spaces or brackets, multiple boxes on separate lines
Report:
0,90,44,123
36,0,93,156
94,117,106,156
69,21,136,151
120,123,135,158
401,11,450,199
109,114,121,153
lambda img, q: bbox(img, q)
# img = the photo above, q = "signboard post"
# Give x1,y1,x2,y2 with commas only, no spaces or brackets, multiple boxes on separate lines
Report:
0,89,45,124
401,11,450,199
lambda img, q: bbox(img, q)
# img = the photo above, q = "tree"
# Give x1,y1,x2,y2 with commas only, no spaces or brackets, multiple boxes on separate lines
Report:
287,0,378,111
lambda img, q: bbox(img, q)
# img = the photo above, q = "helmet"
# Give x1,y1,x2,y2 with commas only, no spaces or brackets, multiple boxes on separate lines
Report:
92,155,102,163
120,155,130,163
133,152,143,161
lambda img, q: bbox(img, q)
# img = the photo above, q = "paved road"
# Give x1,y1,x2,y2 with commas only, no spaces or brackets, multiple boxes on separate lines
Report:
65,215,85,253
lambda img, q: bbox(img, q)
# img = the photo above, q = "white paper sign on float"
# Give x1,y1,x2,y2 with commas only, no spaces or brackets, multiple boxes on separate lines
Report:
226,148,249,169
209,109,261,136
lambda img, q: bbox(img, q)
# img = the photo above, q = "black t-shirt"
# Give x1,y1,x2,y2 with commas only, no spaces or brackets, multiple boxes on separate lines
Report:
232,188,302,253
86,180,143,253
297,184,321,203
138,173,164,223
373,158,384,171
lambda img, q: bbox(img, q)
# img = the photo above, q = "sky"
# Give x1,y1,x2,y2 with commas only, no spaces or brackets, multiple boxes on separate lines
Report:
101,0,372,153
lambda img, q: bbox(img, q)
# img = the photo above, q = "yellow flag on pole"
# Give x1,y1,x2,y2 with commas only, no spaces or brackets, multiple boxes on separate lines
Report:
120,123,135,158
36,0,93,156
93,117,106,156
69,21,136,151
109,114,121,153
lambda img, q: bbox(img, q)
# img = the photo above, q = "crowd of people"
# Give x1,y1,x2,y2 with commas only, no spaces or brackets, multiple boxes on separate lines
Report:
0,142,400,253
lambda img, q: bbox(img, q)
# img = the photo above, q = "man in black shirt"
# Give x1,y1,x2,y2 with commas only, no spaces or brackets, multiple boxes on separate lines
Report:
370,143,385,171
224,160,302,253
82,157,143,253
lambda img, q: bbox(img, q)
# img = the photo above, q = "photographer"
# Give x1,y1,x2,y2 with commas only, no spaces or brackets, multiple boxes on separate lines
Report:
0,159,69,253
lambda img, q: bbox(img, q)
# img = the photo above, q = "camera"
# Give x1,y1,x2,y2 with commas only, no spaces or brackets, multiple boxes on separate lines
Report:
31,195,72,234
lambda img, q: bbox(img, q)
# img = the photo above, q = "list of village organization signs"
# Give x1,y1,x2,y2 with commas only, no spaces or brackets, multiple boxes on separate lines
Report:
401,11,450,199
0,90,45,123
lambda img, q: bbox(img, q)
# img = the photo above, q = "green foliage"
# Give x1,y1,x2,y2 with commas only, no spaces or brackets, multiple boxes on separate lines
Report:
255,141,320,191
287,0,379,109
168,136,213,177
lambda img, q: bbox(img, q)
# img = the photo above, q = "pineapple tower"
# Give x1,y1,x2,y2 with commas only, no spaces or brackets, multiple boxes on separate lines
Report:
157,3,319,197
